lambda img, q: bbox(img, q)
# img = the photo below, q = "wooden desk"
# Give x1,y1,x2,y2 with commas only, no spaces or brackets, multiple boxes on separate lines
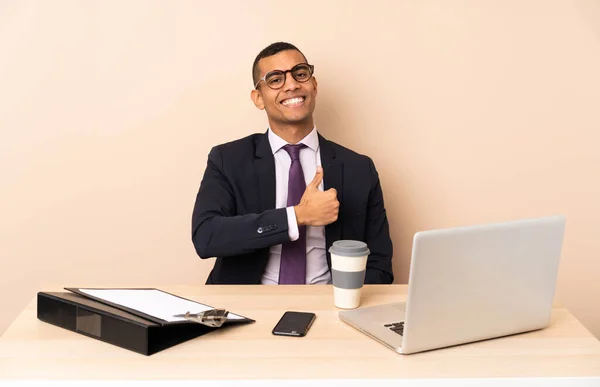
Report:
0,285,599,385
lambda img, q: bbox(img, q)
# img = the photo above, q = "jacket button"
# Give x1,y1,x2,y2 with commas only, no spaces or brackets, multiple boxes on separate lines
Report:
257,227,263,234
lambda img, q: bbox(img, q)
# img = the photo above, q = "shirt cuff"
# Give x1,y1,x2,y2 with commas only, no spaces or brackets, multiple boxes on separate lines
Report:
286,207,300,241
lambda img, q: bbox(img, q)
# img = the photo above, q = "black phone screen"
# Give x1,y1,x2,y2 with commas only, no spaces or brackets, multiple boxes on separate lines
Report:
272,311,316,337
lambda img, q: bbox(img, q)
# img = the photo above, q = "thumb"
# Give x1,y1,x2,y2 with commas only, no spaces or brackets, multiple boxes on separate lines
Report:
308,166,323,190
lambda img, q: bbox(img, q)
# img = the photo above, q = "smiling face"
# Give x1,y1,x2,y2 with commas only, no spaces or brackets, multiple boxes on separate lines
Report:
251,49,318,131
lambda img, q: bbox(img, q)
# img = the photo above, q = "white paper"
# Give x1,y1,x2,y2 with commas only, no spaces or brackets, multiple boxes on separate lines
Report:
78,288,244,323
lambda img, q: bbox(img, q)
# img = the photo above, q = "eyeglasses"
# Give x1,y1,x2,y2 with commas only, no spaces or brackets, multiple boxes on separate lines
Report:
254,63,315,90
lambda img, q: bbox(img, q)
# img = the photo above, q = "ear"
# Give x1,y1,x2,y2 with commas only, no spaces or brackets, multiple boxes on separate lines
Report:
251,89,265,110
312,77,318,95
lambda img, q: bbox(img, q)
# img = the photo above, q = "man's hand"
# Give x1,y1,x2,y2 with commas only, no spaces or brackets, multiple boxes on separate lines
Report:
294,167,339,226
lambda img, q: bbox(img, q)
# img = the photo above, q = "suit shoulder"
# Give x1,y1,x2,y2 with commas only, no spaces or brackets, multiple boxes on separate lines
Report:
208,133,266,165
327,140,373,165
211,133,263,154
206,133,265,172
325,139,381,182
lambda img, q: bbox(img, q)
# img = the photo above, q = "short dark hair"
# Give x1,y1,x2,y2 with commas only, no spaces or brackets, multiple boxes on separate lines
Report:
252,42,308,86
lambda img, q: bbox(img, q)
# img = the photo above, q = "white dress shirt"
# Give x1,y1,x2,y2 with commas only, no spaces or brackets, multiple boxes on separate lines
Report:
261,127,332,285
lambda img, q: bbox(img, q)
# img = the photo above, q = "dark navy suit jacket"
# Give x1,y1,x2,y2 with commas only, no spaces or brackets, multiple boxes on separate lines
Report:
191,132,394,284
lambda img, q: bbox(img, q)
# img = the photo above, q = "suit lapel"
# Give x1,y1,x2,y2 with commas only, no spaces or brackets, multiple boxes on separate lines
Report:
254,132,276,212
319,134,343,266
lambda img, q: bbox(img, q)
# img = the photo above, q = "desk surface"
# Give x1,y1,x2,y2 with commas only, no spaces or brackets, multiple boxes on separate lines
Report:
0,285,599,381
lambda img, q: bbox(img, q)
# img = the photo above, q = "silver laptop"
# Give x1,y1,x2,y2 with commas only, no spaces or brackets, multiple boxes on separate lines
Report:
339,215,566,354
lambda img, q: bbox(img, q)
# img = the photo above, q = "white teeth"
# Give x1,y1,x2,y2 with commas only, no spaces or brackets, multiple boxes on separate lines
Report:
282,97,304,106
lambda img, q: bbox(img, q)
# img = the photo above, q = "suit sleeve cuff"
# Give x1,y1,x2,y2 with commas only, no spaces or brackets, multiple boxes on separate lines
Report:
286,207,300,241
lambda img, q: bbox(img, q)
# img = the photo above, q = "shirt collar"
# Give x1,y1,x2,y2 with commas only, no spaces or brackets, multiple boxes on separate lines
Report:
267,127,319,154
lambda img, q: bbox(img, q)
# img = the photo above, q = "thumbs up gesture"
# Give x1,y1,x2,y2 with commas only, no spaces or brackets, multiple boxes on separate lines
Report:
294,167,340,226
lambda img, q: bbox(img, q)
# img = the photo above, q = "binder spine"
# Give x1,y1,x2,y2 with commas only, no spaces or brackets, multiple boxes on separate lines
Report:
37,293,150,355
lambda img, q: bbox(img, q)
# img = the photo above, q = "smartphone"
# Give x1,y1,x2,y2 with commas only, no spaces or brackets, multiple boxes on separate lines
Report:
272,311,316,337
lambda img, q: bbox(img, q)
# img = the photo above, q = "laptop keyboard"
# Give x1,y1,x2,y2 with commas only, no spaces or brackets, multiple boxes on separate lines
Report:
384,321,404,336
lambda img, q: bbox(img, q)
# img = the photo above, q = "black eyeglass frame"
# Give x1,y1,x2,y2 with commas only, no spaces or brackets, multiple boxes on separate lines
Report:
254,63,315,90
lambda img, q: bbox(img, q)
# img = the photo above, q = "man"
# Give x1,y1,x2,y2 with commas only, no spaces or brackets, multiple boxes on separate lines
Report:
191,42,393,285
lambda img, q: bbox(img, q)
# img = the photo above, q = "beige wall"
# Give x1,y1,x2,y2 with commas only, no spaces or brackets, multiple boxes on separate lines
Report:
1,0,599,338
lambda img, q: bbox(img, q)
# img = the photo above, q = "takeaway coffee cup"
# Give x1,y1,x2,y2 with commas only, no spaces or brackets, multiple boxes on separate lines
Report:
329,240,370,309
